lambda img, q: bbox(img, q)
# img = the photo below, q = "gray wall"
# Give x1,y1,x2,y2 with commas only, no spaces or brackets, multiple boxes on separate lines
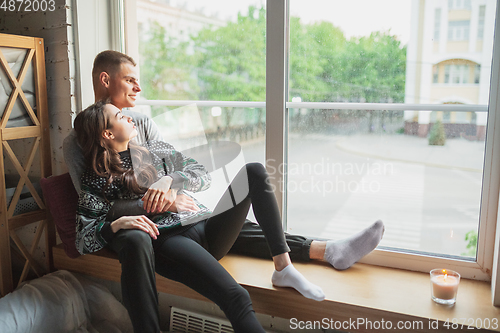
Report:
0,0,77,175
0,0,117,274
0,0,76,272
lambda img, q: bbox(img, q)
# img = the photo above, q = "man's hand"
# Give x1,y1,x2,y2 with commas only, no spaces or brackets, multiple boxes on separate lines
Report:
169,194,200,213
110,215,159,239
142,176,175,213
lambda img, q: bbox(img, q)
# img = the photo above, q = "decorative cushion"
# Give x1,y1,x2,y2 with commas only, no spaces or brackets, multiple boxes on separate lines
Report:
40,173,80,258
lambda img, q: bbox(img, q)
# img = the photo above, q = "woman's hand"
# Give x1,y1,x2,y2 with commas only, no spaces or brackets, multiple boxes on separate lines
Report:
169,194,200,213
142,176,175,213
110,215,159,239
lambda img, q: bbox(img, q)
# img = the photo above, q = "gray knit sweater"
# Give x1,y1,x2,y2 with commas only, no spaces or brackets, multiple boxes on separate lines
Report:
75,140,212,255
63,110,212,254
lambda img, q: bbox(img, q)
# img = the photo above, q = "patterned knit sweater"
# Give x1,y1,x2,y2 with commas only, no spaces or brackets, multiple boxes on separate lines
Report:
75,140,212,255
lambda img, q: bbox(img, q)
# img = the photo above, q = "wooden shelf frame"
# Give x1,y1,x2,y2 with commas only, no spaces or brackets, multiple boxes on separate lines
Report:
0,33,52,296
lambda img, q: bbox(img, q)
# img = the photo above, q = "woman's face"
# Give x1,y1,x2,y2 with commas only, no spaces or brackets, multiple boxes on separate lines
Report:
103,104,138,144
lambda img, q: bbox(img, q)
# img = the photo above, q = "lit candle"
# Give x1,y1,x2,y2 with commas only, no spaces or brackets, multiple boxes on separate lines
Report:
430,269,460,305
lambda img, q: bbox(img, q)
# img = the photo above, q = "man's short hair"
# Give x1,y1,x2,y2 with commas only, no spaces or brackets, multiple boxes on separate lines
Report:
92,50,136,88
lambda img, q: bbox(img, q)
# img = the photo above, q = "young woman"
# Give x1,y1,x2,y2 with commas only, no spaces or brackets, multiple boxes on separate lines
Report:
74,100,325,333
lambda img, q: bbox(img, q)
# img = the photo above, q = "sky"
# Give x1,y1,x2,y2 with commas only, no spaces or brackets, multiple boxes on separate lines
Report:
166,0,412,45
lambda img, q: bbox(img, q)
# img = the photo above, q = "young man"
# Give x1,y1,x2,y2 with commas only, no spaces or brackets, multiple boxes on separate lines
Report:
63,50,385,272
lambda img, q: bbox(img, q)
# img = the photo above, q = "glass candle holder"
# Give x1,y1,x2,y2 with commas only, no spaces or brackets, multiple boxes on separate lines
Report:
430,269,460,305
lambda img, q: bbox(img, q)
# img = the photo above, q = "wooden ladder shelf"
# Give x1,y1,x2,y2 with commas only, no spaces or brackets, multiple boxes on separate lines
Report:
0,33,52,296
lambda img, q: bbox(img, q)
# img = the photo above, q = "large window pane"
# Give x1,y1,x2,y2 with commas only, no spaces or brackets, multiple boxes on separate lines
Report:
137,0,265,105
287,0,496,258
135,0,266,213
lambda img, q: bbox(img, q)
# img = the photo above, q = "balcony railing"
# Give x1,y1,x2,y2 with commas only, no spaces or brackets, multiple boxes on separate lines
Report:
136,100,489,112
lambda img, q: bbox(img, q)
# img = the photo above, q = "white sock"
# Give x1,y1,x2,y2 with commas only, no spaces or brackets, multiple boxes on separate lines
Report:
272,264,325,301
324,220,384,270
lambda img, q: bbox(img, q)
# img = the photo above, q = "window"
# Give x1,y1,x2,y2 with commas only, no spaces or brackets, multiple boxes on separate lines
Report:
444,64,472,84
283,0,497,281
452,65,468,83
125,0,500,284
449,0,471,10
133,0,267,213
442,111,451,122
448,20,470,41
474,64,481,84
478,5,486,39
434,8,441,41
287,0,490,260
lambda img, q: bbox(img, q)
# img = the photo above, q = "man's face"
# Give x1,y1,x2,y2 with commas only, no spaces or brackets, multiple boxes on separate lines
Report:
107,62,141,110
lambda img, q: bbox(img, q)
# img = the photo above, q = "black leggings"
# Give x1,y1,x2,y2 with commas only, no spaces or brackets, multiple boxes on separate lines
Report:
108,163,289,333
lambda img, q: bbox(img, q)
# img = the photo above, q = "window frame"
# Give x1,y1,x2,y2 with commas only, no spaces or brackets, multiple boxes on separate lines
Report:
280,102,490,278
270,0,500,285
121,0,500,293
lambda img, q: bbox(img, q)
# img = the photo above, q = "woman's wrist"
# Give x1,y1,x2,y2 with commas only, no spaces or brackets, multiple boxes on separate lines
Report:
110,219,121,233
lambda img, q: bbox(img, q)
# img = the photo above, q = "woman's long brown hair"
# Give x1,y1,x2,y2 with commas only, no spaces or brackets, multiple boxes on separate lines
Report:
74,101,157,201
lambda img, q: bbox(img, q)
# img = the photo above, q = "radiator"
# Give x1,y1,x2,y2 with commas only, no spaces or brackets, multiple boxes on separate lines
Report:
169,307,234,333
